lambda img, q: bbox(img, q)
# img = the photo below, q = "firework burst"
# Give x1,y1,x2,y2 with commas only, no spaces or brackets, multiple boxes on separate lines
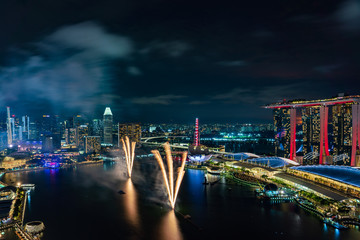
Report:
152,142,187,209
121,136,136,178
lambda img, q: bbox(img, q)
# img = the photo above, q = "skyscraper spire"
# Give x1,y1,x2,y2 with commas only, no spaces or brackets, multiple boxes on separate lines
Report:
104,107,113,116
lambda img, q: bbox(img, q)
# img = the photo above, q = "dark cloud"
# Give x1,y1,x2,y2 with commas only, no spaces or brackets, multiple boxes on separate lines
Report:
127,66,142,76
140,41,191,57
0,21,132,115
131,95,187,105
189,100,210,105
217,60,247,67
335,0,360,31
0,0,359,123
314,64,343,74
212,83,326,105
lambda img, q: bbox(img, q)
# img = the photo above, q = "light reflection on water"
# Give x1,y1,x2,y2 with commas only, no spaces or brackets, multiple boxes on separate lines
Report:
123,179,140,229
3,161,360,240
157,211,183,240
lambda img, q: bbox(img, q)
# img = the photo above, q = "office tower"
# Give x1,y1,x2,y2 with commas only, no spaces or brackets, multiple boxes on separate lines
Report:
73,115,84,128
10,118,15,141
118,123,141,143
18,126,23,141
42,135,53,153
91,119,103,136
6,107,12,146
40,114,57,135
103,107,113,144
29,121,39,140
22,116,30,140
65,128,77,146
85,136,101,154
77,125,89,150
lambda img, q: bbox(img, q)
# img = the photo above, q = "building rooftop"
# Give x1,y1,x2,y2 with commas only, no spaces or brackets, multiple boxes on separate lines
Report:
264,95,360,109
246,156,299,168
224,152,260,160
275,172,348,201
103,107,113,115
291,165,360,188
227,153,299,168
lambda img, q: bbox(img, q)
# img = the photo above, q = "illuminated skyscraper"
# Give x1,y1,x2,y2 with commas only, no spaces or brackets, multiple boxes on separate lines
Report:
6,107,12,146
118,123,141,144
77,125,89,150
266,95,360,166
22,116,30,140
331,104,352,159
42,135,53,153
103,107,113,144
65,128,77,146
73,115,84,127
273,108,291,158
85,136,101,154
302,108,320,154
91,119,102,136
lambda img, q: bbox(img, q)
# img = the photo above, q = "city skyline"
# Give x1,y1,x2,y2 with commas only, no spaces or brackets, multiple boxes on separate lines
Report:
0,0,359,123
2,1,360,239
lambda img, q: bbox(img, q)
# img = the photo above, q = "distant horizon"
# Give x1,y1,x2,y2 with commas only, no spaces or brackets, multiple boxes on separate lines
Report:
1,1,359,123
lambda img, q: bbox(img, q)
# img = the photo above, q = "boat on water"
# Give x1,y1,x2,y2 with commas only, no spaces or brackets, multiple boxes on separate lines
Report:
294,196,320,214
202,176,209,185
205,166,223,175
21,184,35,190
324,217,348,229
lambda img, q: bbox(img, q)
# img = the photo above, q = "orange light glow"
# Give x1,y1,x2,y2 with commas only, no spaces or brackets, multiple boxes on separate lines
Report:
121,136,136,178
152,142,187,209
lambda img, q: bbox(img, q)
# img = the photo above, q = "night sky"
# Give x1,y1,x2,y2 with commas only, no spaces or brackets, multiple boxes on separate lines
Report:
0,0,359,123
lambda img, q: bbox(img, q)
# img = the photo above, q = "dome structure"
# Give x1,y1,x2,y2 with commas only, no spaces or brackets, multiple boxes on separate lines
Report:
264,183,278,192
25,221,45,234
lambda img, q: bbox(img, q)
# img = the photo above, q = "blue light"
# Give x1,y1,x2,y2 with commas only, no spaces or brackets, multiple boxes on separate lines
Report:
334,228,340,240
291,165,360,187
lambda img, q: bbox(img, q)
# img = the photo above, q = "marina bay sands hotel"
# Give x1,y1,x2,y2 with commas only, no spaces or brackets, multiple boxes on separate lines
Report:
265,95,360,167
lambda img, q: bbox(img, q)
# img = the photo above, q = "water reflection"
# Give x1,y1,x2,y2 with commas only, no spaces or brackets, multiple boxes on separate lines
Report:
123,179,140,229
205,173,220,185
157,211,183,240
